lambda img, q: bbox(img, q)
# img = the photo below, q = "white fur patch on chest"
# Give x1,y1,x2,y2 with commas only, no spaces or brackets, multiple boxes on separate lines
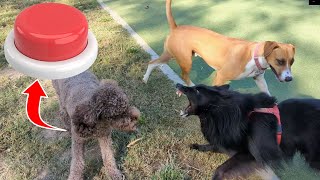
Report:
235,56,268,80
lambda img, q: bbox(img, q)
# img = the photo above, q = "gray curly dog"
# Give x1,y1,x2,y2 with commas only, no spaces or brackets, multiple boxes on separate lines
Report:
52,70,140,180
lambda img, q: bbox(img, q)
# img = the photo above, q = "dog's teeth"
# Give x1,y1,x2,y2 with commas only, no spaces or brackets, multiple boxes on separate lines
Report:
180,110,188,117
176,90,182,97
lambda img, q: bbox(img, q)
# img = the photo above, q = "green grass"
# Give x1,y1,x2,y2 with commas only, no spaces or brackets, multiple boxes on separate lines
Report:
102,0,320,101
278,153,320,180
151,160,186,180
0,0,319,180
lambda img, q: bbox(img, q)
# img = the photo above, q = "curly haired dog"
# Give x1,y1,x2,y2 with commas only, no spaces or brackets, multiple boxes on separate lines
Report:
52,71,140,180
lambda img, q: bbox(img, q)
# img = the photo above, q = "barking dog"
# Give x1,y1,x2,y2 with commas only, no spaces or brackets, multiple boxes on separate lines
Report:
53,71,140,180
176,83,320,179
143,0,296,95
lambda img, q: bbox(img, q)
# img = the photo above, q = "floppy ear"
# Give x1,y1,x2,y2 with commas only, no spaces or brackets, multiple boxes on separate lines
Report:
91,83,129,118
71,103,97,137
264,41,279,58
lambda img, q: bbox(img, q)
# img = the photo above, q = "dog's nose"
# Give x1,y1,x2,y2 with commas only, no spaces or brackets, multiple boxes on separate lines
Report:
176,83,183,88
285,76,292,82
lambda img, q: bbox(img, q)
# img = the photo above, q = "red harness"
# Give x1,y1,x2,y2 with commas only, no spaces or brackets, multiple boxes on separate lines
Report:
248,105,282,145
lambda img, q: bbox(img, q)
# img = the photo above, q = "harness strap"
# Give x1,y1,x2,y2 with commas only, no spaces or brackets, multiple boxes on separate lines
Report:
248,105,282,145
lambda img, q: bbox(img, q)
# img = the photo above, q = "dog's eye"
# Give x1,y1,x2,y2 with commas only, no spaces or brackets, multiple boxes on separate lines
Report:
277,59,285,66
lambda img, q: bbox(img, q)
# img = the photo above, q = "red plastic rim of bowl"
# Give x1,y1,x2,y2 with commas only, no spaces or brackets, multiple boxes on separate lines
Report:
14,3,88,62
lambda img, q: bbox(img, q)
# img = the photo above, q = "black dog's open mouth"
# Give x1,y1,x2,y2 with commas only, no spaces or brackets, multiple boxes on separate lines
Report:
176,89,191,118
180,101,191,118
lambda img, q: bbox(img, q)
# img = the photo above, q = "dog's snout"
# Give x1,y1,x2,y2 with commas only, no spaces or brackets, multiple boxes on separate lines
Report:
176,83,183,89
285,76,293,82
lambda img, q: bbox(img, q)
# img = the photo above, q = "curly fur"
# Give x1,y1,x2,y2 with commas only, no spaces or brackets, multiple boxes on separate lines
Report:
52,71,140,180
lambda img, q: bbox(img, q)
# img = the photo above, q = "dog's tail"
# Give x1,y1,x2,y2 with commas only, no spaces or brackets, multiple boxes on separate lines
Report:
166,0,177,30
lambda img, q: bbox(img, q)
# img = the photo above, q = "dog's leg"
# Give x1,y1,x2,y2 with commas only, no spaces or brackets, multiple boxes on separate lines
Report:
189,143,221,153
181,65,194,86
175,53,193,86
60,108,71,131
212,152,260,180
68,127,85,180
98,134,123,180
254,73,271,95
143,63,159,83
143,50,171,83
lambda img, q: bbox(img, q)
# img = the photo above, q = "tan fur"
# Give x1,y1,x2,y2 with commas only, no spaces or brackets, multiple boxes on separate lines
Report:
146,0,295,88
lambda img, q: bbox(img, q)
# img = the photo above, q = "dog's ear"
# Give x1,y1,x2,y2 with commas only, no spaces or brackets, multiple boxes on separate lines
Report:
208,86,231,99
253,93,277,107
91,83,129,118
207,84,230,95
71,103,96,137
217,84,230,91
217,90,232,99
290,44,295,54
264,41,279,58
201,85,230,99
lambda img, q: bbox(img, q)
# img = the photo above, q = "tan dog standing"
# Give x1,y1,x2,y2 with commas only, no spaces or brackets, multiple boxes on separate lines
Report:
143,0,295,95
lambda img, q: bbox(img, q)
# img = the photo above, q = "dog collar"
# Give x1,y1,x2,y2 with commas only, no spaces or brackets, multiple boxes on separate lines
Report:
254,43,268,71
248,105,282,145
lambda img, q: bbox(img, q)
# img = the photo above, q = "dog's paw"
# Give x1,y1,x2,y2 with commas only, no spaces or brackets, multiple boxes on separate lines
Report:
189,143,200,150
142,77,148,84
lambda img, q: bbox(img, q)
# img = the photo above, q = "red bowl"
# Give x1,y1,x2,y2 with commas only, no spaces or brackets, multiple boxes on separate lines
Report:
14,3,88,62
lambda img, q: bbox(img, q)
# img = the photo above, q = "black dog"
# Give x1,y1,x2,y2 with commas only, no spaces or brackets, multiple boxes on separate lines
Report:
176,83,320,180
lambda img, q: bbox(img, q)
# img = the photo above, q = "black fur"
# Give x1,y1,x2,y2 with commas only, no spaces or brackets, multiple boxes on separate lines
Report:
176,83,320,179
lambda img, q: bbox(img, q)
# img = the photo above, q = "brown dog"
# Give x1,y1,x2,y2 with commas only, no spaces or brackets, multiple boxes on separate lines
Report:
143,0,295,95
